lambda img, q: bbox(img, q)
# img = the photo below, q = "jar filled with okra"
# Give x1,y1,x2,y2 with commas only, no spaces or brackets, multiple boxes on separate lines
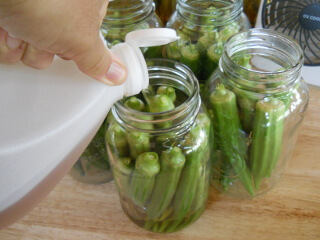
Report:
202,29,309,198
101,0,163,58
106,59,212,233
164,0,250,83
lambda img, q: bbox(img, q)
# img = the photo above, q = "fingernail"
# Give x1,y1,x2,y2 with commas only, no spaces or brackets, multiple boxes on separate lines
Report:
6,34,23,49
103,61,127,85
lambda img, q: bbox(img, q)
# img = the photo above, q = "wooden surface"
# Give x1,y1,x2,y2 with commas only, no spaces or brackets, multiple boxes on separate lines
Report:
1,86,320,240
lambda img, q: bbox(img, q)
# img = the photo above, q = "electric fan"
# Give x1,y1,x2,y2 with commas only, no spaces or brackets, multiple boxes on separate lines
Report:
256,0,320,86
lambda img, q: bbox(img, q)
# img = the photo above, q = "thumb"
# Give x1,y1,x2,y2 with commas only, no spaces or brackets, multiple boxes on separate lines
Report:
73,35,127,86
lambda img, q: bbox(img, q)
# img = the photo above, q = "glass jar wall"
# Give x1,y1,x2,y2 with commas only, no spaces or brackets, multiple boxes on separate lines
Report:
106,59,212,233
101,0,163,58
202,29,309,198
69,119,113,184
165,0,250,83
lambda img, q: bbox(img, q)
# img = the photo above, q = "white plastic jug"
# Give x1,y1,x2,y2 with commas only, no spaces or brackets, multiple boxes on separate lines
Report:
0,28,178,229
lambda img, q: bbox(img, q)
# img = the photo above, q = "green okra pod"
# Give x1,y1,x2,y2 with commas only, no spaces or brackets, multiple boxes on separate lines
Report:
190,165,209,213
169,151,203,232
165,41,182,61
146,147,186,220
130,152,160,206
143,92,175,128
157,86,176,103
124,96,146,112
143,92,175,113
250,97,285,189
195,112,212,139
229,53,255,133
219,22,240,42
124,95,153,130
209,84,255,195
202,42,224,80
197,30,220,56
180,44,201,79
106,123,129,157
127,131,150,159
179,24,197,39
172,124,206,220
114,157,134,197
237,93,257,133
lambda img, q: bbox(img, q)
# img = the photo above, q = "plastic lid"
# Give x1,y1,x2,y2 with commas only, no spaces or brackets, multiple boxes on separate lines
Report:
111,28,179,95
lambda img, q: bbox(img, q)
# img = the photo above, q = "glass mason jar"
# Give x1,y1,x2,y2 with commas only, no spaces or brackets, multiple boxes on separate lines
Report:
106,59,212,233
101,0,163,58
165,0,250,83
202,29,309,198
69,118,113,184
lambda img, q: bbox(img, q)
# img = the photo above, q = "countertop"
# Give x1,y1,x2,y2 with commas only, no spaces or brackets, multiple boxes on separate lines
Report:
1,86,319,240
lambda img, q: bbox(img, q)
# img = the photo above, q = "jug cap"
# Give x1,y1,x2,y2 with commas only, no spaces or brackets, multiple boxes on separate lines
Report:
112,28,179,96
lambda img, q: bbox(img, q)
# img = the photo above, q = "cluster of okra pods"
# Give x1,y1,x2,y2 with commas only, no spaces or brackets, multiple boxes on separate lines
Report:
203,56,296,197
165,15,241,82
105,85,212,233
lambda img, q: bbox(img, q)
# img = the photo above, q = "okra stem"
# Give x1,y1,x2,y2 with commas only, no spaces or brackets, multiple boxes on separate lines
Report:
106,124,129,157
209,84,255,195
250,97,285,189
146,147,186,220
202,42,223,80
180,44,201,79
165,41,182,61
172,125,205,220
113,157,134,197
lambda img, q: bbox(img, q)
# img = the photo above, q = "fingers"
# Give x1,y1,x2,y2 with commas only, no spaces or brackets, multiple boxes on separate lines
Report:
0,27,26,64
73,35,127,86
0,27,54,69
21,44,54,69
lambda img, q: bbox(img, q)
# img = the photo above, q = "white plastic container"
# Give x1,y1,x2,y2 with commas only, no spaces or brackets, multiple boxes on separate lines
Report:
0,28,178,229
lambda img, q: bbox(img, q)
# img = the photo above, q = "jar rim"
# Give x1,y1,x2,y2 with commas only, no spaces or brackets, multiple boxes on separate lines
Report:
177,0,243,26
221,28,304,90
103,0,154,26
113,58,201,134
107,0,152,11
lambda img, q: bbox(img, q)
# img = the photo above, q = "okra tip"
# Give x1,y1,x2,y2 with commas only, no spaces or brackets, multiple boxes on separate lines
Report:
162,147,186,168
136,152,160,176
210,84,234,103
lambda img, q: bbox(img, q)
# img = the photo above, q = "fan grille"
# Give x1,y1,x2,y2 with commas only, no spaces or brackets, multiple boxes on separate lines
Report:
262,0,320,66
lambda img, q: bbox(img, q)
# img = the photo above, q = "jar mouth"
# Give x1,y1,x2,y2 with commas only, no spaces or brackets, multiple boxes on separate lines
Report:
222,28,304,90
177,0,243,26
103,0,153,25
114,59,201,135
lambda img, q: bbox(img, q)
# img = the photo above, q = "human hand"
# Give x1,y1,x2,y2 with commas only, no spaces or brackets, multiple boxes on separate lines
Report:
0,0,127,85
